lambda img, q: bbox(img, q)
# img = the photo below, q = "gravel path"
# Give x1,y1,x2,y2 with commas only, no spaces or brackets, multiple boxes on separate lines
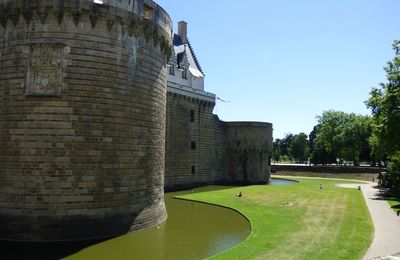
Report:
337,183,400,259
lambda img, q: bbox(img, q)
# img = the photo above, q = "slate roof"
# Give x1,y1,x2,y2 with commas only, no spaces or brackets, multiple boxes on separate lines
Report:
173,34,205,78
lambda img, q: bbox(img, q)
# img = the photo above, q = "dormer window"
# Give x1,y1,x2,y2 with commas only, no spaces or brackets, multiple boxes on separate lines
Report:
182,68,187,79
169,64,175,76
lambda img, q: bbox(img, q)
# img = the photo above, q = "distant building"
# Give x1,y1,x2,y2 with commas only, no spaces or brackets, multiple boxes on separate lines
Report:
165,21,273,191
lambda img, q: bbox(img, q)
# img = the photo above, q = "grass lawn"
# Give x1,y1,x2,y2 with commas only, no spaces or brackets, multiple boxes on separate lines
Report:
274,171,377,182
385,196,400,214
176,177,373,260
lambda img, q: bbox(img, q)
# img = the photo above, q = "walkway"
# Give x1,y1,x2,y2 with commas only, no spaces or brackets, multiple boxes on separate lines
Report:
337,183,400,259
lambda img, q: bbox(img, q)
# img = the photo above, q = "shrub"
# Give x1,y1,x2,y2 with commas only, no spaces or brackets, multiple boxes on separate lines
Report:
387,152,400,195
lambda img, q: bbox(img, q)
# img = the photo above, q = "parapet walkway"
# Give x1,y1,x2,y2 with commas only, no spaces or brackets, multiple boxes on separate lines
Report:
337,183,400,259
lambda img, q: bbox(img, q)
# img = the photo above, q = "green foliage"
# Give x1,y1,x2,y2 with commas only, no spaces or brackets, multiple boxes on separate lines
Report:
368,134,386,166
272,134,295,162
309,126,336,165
289,132,310,163
281,133,294,160
367,40,400,191
273,133,310,163
366,40,400,155
313,110,372,166
387,152,400,194
314,111,347,156
272,138,282,162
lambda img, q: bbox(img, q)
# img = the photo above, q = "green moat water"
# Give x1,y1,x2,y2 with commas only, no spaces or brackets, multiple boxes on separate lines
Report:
0,179,297,259
67,186,251,260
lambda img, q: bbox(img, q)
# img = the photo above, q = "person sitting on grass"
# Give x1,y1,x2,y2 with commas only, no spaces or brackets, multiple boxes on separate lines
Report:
236,192,242,197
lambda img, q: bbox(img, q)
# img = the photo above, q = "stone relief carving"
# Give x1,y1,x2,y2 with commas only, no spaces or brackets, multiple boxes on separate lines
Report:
26,43,65,96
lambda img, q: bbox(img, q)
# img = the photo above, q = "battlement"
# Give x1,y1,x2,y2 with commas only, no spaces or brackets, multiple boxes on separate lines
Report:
0,0,172,57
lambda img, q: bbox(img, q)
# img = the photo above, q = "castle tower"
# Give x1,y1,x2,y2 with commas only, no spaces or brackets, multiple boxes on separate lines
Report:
0,0,172,241
225,122,273,184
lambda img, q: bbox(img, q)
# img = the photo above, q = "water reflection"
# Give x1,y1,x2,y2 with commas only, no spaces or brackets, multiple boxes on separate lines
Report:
271,178,298,186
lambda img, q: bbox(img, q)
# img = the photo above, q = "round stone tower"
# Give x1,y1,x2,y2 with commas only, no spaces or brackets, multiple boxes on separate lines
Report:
0,0,172,241
225,122,273,184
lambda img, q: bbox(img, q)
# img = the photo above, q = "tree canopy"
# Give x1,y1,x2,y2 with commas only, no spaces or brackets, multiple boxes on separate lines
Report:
367,40,400,192
313,111,371,166
366,40,400,156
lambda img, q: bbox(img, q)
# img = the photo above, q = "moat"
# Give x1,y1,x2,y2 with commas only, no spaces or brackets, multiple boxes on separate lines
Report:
0,179,297,259
67,186,251,260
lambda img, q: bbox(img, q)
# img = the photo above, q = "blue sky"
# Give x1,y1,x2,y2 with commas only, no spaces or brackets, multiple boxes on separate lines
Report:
156,0,399,139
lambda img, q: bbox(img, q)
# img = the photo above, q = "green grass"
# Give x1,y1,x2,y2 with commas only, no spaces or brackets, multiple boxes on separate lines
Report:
385,196,400,214
176,178,373,260
275,171,377,182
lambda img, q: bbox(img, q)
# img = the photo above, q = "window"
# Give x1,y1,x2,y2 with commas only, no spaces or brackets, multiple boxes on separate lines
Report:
191,141,196,150
169,65,175,76
190,109,195,122
182,67,187,79
144,4,153,19
191,166,196,175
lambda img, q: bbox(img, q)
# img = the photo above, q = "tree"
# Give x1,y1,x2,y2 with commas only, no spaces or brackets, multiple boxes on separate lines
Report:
314,110,347,158
366,40,400,155
313,110,372,166
340,114,372,166
309,126,336,165
289,133,309,163
272,138,282,163
368,134,386,166
280,133,294,160
367,40,400,192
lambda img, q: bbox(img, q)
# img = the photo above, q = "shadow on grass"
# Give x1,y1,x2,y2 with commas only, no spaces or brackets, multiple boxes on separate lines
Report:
374,189,400,211
391,204,400,209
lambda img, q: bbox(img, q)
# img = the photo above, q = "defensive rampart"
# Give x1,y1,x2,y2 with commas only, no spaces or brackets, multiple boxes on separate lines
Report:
0,0,172,241
164,87,225,191
164,84,273,190
225,122,273,184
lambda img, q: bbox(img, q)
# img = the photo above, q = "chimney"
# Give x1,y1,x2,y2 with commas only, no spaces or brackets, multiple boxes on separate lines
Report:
178,21,188,43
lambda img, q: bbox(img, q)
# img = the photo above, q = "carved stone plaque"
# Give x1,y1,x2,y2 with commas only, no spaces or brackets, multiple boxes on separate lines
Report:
26,43,65,96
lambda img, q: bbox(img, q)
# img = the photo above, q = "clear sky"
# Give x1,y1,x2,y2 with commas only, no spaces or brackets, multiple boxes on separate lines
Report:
156,0,399,139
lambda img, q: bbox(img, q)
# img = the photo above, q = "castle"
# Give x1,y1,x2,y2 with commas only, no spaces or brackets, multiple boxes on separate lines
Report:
0,0,272,242
165,21,273,191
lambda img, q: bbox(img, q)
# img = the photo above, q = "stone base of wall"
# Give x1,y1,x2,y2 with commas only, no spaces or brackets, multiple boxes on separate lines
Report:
0,202,166,242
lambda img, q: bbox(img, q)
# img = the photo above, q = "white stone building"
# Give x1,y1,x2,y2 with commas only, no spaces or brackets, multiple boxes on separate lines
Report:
167,21,215,103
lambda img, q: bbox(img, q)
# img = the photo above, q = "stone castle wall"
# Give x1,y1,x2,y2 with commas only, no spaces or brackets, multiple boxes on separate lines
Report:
165,91,273,190
225,122,273,184
165,92,225,191
0,0,172,241
0,0,273,242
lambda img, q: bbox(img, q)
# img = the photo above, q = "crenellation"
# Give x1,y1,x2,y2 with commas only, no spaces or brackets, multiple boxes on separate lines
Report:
0,0,172,57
